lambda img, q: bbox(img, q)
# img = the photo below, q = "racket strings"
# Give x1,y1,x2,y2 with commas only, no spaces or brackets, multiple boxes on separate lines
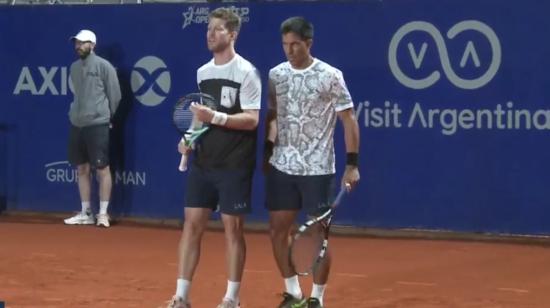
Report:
173,93,216,134
173,107,194,133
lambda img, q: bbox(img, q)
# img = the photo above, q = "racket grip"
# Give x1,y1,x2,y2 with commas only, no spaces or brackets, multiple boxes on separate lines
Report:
178,154,188,172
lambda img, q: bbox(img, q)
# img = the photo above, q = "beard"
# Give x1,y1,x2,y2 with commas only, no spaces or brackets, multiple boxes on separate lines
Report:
207,40,229,53
77,48,91,60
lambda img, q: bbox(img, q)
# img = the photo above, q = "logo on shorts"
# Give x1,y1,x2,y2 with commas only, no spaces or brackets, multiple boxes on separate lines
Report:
233,202,248,210
388,20,501,90
131,56,171,106
182,6,250,30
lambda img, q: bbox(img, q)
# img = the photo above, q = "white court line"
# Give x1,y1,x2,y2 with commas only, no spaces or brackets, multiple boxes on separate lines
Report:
396,281,437,287
496,287,530,294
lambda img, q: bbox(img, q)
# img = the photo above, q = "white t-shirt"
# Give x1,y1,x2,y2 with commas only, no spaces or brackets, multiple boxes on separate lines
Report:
197,53,261,110
194,53,262,169
269,58,354,176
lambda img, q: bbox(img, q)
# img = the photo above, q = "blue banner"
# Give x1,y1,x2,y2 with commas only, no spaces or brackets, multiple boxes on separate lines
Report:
1,1,549,234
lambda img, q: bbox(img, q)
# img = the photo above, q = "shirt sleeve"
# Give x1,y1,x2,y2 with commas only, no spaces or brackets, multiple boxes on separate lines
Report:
332,69,354,112
104,62,122,117
239,68,262,110
267,69,277,111
70,62,78,95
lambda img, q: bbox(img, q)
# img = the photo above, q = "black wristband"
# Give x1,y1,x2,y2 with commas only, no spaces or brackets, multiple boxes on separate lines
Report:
346,152,359,166
265,140,274,153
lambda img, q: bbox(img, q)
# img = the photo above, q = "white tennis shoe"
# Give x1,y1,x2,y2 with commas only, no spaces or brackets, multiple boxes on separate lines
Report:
96,213,110,228
64,212,95,225
166,296,191,308
216,298,240,308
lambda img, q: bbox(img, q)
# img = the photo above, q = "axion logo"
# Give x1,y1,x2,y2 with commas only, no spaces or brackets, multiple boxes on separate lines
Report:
388,20,501,90
131,56,171,106
13,66,73,96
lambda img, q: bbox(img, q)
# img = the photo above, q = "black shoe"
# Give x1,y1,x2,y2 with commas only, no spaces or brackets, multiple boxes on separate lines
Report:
306,297,322,308
278,292,305,308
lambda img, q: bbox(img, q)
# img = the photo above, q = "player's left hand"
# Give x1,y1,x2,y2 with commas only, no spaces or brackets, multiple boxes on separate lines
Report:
190,102,215,123
178,138,192,155
342,166,360,191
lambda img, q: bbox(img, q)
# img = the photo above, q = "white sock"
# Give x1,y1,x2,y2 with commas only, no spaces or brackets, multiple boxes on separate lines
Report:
176,278,191,300
311,283,326,305
284,275,302,299
223,280,240,302
81,202,91,214
99,201,109,215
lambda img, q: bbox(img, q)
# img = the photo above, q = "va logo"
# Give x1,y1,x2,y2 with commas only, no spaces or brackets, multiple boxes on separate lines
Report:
131,56,171,106
388,20,501,90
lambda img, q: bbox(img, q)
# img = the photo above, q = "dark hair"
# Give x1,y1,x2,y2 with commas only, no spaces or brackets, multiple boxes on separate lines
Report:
209,7,242,33
280,16,314,40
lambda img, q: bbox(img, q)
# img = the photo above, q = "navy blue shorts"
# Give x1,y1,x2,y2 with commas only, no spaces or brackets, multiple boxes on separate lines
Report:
265,165,335,216
68,124,110,169
184,165,253,215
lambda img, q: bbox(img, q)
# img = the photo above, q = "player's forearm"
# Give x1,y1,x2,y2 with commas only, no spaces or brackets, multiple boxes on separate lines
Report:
344,124,360,154
342,113,360,154
106,67,122,116
265,109,277,142
262,109,277,172
342,113,361,186
223,110,259,130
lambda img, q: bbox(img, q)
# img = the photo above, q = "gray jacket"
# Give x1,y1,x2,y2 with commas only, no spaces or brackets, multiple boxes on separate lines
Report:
69,53,121,127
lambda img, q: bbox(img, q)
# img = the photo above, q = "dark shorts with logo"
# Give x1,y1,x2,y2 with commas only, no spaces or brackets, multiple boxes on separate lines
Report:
68,124,110,169
265,165,335,216
184,164,253,215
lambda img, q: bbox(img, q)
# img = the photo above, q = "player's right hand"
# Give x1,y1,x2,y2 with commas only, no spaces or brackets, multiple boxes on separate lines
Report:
190,102,215,123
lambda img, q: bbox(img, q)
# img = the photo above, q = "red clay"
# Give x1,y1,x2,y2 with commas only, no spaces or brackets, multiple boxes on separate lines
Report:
1,218,550,307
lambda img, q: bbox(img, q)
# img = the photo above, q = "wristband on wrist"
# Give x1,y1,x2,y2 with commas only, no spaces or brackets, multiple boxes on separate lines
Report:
346,152,359,166
211,111,228,126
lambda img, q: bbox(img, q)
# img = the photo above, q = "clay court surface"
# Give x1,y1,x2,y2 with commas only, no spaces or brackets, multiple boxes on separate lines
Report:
1,216,550,308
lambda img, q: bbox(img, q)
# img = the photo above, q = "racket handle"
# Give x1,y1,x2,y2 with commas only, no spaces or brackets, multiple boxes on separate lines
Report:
178,154,188,172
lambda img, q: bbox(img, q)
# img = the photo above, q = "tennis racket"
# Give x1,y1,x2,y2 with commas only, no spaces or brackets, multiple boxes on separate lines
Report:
289,183,350,276
173,92,217,172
